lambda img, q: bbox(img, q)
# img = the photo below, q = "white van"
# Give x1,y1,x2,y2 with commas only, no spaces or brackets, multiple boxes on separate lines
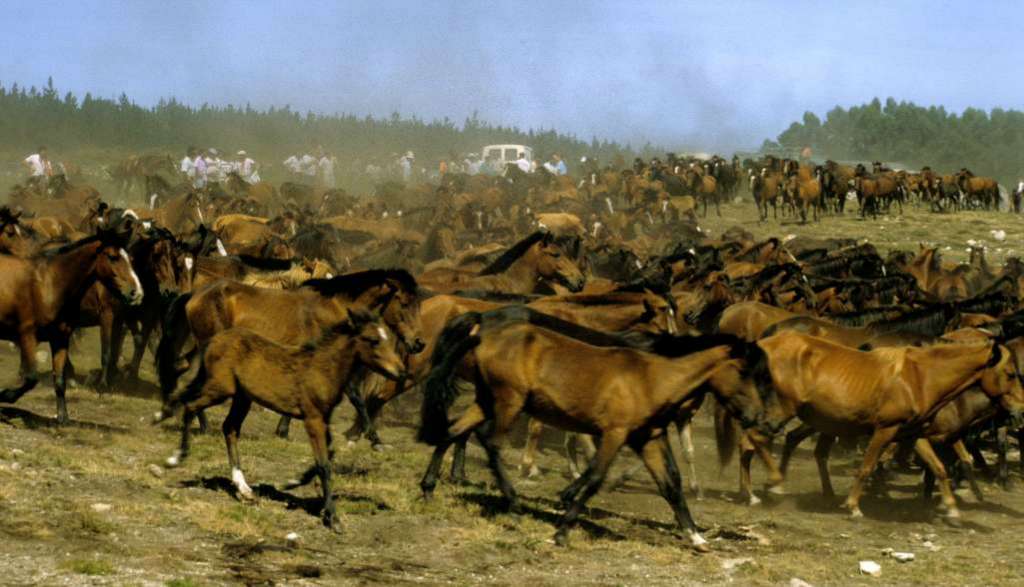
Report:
481,144,533,169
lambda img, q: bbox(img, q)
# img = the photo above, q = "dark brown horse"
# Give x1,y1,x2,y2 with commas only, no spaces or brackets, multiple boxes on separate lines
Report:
156,310,404,529
0,228,144,423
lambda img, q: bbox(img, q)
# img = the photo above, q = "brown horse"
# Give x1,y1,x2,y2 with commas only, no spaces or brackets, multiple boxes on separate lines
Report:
750,171,783,221
0,229,144,423
417,308,783,551
760,331,1024,521
417,231,585,295
156,310,404,529
784,172,822,223
157,269,423,441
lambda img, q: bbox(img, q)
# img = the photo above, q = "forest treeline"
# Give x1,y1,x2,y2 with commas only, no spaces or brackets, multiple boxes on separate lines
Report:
0,78,649,171
772,97,1024,183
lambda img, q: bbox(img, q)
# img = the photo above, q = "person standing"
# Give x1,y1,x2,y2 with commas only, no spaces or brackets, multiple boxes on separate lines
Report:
23,146,52,190
192,150,208,190
399,151,414,181
237,150,260,184
553,153,567,175
318,151,336,189
515,151,531,173
180,147,195,181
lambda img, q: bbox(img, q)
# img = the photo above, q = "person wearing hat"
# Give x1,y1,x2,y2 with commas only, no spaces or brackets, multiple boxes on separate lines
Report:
400,151,414,181
236,150,260,184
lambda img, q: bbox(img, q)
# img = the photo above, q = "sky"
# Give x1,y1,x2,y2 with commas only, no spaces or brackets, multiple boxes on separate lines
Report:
3,0,1021,152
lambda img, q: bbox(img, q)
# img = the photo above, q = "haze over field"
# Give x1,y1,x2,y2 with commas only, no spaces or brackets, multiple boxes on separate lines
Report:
4,1,1022,151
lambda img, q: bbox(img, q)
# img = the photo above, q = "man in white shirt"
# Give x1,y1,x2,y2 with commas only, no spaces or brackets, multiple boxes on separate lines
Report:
236,151,260,184
180,147,195,180
205,149,225,183
399,151,414,181
192,152,208,189
283,154,301,175
318,153,336,189
300,153,318,179
22,146,52,192
516,152,531,173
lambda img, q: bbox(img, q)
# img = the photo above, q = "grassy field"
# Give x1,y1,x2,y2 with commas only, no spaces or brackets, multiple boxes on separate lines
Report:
3,199,1024,585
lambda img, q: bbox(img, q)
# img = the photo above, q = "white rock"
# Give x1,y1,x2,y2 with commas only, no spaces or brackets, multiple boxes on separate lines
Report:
892,552,914,563
721,557,754,572
859,561,882,577
10,448,24,457
91,503,112,513
148,464,164,478
286,532,300,544
992,230,1007,242
789,579,814,587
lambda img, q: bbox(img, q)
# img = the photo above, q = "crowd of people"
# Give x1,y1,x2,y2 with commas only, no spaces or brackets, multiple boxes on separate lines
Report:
179,147,260,189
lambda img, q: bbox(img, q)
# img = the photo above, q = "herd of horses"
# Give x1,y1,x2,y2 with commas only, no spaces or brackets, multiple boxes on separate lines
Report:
4,154,1024,552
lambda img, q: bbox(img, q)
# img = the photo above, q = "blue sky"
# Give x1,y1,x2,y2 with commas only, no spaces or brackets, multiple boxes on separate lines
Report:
2,1,1019,151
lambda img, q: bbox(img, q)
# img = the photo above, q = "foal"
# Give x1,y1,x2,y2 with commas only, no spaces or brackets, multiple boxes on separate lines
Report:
156,310,404,528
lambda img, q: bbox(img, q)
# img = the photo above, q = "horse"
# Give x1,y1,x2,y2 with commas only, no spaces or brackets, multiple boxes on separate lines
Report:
783,172,823,224
417,231,586,295
0,228,144,423
156,269,423,441
417,307,783,551
155,309,404,529
760,331,1024,522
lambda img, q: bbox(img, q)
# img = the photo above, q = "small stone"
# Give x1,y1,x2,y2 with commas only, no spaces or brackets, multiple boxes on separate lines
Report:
148,464,164,478
789,579,814,587
859,561,881,577
9,462,20,471
286,532,300,545
91,503,112,513
10,448,24,457
881,547,894,556
923,541,940,552
892,552,915,563
721,557,754,572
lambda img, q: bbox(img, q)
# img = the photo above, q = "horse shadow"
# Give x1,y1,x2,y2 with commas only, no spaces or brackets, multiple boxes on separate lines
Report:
456,490,628,543
789,490,997,533
178,475,392,518
0,406,127,434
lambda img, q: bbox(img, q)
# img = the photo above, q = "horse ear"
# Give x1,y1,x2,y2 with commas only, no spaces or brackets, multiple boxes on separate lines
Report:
346,307,376,330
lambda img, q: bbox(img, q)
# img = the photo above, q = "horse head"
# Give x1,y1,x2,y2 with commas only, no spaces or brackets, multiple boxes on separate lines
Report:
92,228,144,306
345,309,405,381
533,234,586,292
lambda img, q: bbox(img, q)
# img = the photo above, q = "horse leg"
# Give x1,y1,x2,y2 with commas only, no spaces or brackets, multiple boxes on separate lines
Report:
814,433,837,499
843,426,899,518
779,423,816,477
637,433,709,552
913,438,962,523
519,417,544,478
344,379,384,448
127,315,152,381
474,420,518,511
952,439,983,503
553,428,626,547
450,434,468,483
302,414,337,529
738,432,759,505
678,420,702,498
0,329,39,403
97,309,116,391
274,415,292,439
996,424,1010,489
223,394,255,501
49,334,72,425
752,433,785,495
419,403,486,497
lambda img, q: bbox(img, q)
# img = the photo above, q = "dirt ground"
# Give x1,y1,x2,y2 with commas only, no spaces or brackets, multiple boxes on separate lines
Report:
4,200,1024,585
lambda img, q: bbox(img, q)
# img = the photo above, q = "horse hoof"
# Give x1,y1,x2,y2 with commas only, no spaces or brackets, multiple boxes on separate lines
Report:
553,531,569,547
689,532,711,553
346,440,357,449
165,452,182,468
848,508,864,519
237,488,256,502
371,443,393,452
766,484,786,496
747,494,762,507
526,465,540,479
942,512,963,528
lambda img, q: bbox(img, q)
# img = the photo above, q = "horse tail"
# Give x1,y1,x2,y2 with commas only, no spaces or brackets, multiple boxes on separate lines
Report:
417,311,483,446
156,293,192,401
713,399,737,470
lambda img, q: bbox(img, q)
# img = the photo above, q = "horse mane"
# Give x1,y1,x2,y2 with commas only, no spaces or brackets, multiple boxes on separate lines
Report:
541,292,658,306
867,304,957,337
450,290,539,303
302,268,418,297
478,231,549,276
956,290,1014,317
236,254,294,271
38,230,124,258
830,305,910,327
